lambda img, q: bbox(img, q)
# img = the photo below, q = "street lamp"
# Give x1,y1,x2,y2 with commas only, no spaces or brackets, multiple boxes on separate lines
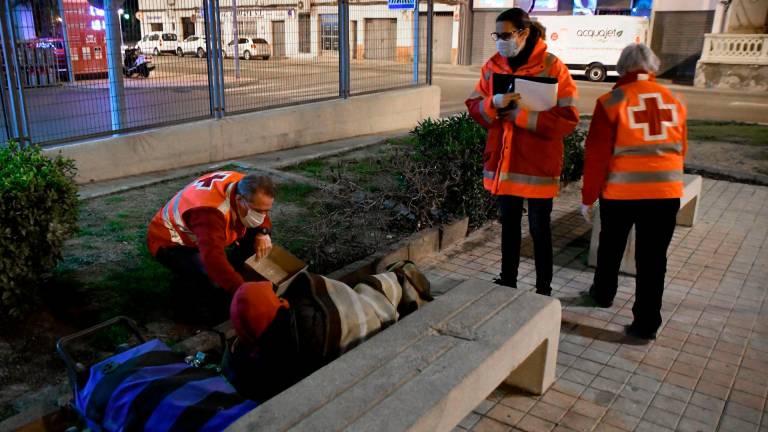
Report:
117,8,124,44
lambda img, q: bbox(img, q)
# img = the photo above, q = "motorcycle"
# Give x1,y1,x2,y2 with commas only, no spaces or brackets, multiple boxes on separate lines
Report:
123,48,155,78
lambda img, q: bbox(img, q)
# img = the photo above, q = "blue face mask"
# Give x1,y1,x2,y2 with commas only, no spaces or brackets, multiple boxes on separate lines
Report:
496,39,524,58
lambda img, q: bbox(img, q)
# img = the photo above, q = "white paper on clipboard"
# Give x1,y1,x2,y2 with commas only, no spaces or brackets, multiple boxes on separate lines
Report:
515,78,558,112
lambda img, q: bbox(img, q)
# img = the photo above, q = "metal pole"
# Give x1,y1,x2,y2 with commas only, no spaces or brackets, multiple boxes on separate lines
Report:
457,0,473,65
1,0,30,144
119,13,124,44
104,0,126,131
338,0,350,98
206,0,224,118
1,1,20,139
232,0,239,79
203,0,218,117
426,0,433,85
57,0,74,83
412,2,419,84
214,0,226,115
0,81,9,142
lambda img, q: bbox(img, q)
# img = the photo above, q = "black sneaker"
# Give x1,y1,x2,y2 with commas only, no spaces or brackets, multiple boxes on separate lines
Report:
536,287,552,296
625,324,657,341
493,277,517,288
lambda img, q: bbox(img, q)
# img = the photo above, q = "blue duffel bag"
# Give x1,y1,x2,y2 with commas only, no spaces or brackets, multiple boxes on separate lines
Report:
58,317,257,432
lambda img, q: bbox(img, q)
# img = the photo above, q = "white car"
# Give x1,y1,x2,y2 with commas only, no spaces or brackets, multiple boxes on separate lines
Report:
178,35,207,58
223,37,271,60
137,32,180,56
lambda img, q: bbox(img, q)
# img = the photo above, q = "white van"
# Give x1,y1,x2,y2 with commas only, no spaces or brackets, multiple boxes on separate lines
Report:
137,32,181,56
533,15,649,82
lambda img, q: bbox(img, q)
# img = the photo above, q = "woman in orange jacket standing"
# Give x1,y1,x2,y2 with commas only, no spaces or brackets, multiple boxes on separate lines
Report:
466,8,578,295
581,44,687,340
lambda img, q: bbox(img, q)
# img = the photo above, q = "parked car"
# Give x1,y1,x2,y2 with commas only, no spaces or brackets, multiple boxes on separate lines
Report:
137,32,180,56
223,37,270,60
178,35,207,58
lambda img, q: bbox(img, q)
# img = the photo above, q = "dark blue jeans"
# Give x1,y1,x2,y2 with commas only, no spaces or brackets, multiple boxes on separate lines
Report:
498,195,553,294
592,198,680,334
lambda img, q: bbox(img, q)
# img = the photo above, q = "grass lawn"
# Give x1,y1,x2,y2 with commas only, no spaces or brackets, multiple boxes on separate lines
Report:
687,120,768,146
284,141,406,193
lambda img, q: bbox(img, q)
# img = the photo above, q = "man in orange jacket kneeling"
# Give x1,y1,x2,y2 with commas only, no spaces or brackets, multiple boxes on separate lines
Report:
147,172,276,321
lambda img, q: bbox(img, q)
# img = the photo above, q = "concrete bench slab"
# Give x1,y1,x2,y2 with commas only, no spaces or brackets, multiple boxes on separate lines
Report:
588,174,702,275
226,279,561,432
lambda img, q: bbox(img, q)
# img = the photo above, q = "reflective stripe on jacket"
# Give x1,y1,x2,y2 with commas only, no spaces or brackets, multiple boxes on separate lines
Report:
147,171,245,256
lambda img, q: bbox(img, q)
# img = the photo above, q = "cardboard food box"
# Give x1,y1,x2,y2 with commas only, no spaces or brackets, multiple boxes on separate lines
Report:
244,245,307,296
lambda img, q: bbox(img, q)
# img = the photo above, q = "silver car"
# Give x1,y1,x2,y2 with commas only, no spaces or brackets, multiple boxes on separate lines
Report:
223,37,271,60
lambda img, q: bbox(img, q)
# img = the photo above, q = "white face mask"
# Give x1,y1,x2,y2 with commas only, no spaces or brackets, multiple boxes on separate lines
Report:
240,199,266,228
242,209,265,228
496,39,524,58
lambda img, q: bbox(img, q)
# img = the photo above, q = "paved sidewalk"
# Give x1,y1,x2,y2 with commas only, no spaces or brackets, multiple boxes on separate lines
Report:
421,179,768,432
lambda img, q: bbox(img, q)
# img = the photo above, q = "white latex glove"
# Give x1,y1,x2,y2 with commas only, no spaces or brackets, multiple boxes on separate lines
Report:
492,93,520,109
580,204,593,224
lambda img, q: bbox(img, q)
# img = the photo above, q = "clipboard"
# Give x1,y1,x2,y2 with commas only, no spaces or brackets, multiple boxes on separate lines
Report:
492,73,558,95
492,73,559,112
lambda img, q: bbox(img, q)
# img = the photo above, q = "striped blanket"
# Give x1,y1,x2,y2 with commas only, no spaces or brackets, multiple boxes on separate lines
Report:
76,339,256,432
226,261,433,401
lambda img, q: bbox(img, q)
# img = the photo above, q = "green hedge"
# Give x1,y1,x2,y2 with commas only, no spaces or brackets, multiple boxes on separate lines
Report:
400,114,586,229
0,142,79,319
402,113,496,229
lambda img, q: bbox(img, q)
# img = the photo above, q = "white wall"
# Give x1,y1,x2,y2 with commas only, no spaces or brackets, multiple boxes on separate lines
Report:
47,86,441,184
725,0,768,33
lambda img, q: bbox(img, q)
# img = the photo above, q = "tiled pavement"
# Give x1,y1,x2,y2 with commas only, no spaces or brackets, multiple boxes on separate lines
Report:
421,179,768,432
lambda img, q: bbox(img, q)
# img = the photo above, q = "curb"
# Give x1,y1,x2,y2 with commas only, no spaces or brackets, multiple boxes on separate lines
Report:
685,164,768,187
77,130,410,200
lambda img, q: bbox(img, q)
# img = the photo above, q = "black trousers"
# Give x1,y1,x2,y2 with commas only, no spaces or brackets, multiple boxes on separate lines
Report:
155,229,259,322
592,198,680,334
498,195,553,293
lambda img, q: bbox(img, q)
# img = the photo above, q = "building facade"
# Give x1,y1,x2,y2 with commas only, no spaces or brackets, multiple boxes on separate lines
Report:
695,0,768,91
136,0,460,63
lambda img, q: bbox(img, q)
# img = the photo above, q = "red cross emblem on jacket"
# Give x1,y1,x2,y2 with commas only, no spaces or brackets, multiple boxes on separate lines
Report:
628,93,678,141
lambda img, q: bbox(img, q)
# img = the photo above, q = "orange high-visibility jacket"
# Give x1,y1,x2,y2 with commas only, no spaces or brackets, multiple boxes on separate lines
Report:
584,73,687,203
147,171,246,256
466,39,579,198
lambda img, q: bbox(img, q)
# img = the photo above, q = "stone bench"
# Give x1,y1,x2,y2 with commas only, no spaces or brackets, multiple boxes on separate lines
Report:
588,174,703,275
226,278,561,432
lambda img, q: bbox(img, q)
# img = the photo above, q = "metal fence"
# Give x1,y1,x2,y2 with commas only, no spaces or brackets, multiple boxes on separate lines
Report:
0,0,433,147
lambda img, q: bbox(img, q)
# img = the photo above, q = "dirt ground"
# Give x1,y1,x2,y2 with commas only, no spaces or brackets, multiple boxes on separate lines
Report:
686,140,768,177
0,154,411,421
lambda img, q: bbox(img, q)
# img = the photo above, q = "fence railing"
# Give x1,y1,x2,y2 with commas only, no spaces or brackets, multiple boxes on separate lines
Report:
700,33,768,65
0,0,433,146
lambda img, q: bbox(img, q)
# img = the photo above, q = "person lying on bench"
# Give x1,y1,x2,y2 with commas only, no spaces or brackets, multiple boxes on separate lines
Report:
223,263,432,401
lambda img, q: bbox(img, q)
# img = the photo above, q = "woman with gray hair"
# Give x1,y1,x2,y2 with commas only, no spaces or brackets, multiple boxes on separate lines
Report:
580,43,688,341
